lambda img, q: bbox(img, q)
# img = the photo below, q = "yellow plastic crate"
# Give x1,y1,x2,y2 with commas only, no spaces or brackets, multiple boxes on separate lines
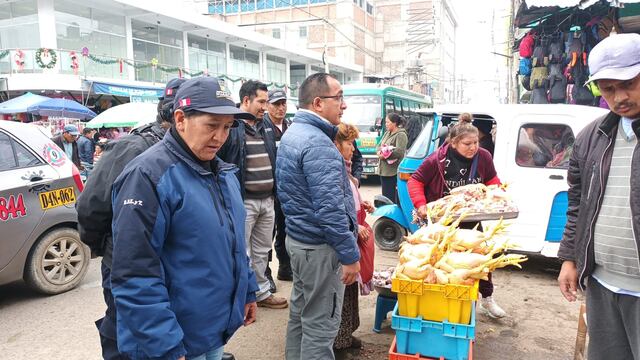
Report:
391,277,479,324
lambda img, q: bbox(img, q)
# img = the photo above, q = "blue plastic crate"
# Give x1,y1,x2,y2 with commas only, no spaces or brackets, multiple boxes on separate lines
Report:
391,303,475,360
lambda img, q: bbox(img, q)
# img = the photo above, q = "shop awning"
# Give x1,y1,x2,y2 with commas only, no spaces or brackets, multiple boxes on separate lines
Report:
515,0,640,28
87,81,164,98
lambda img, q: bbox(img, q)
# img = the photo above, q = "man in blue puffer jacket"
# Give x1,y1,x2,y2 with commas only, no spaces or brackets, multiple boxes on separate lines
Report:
276,73,361,360
111,77,259,360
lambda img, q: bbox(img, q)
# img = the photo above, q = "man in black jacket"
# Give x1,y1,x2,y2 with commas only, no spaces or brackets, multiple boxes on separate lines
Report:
217,80,288,309
263,89,293,282
558,33,640,359
52,124,82,169
76,78,229,360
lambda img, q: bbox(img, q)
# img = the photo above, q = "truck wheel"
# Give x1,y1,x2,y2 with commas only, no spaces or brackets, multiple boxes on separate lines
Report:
373,218,406,251
24,228,90,295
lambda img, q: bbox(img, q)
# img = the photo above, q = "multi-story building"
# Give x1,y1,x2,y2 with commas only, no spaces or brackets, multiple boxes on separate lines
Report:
207,0,457,103
209,0,377,95
0,0,362,105
374,0,457,104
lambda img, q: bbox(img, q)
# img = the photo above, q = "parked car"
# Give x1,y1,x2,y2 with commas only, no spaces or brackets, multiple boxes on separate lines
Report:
373,104,609,257
0,120,89,294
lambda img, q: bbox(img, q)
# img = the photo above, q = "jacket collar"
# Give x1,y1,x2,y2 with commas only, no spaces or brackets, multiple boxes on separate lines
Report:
163,130,236,176
598,111,623,138
294,109,338,140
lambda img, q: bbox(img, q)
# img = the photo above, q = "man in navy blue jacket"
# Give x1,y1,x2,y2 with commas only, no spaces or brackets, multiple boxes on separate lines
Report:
111,77,259,360
276,73,361,359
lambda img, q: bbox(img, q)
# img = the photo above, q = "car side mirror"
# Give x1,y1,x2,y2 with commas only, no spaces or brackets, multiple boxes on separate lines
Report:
370,126,377,132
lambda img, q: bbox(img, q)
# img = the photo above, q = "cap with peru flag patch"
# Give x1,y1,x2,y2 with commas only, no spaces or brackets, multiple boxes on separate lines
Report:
173,77,255,120
161,78,186,102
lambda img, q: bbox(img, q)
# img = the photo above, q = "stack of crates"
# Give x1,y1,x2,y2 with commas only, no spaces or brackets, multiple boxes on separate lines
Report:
388,277,478,360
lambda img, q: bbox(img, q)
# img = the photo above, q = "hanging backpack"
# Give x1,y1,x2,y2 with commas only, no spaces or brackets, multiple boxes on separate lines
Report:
532,39,548,67
548,34,565,63
565,30,586,67
571,52,589,87
530,66,549,89
519,58,532,76
519,32,535,58
573,84,595,105
548,63,564,77
521,75,532,91
548,74,567,103
531,85,549,104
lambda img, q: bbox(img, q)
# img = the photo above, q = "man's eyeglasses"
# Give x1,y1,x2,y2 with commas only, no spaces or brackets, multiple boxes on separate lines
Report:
318,94,345,103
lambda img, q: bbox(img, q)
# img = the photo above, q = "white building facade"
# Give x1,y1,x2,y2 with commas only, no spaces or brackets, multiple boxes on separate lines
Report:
0,0,363,102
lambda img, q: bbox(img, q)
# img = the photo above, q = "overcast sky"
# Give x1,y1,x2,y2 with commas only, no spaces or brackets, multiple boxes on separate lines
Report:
452,0,512,103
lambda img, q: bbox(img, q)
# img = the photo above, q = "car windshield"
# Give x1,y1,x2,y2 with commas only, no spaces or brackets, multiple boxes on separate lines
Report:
406,118,434,159
341,95,382,132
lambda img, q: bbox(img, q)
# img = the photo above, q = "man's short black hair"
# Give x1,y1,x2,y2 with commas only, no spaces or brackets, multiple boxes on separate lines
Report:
82,127,94,135
239,80,268,103
298,73,336,109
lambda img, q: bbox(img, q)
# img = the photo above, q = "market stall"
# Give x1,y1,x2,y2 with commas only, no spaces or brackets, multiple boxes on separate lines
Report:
514,0,640,104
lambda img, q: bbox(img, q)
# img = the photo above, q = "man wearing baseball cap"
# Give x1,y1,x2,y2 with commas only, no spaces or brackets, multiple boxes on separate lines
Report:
78,78,190,360
263,88,294,283
111,77,258,360
559,33,640,359
52,124,82,168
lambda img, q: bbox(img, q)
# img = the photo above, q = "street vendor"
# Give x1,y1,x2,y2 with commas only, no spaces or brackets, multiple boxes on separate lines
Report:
407,116,506,318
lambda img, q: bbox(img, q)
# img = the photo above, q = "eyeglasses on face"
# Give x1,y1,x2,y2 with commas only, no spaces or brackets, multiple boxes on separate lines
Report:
318,94,345,103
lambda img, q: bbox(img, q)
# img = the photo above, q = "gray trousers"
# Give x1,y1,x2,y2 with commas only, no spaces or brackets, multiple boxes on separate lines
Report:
587,277,640,360
244,196,275,302
285,236,345,360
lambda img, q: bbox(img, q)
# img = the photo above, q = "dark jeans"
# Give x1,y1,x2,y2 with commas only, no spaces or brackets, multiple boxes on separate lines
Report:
97,264,128,360
587,277,640,360
459,222,493,298
380,175,397,204
268,199,291,272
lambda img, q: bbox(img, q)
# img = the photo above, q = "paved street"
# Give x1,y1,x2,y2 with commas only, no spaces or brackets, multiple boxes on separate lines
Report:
0,179,582,360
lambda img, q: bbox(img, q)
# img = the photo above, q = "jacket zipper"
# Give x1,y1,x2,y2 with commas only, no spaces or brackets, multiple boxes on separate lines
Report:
630,144,640,272
207,181,225,227
586,163,596,200
216,175,239,306
579,129,613,289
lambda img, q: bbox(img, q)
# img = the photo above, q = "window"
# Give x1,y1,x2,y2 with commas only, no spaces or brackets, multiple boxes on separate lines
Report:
241,0,256,12
229,45,260,79
299,26,307,38
341,95,382,132
366,2,373,14
358,0,363,7
272,28,281,39
0,132,40,170
406,119,434,159
266,54,286,84
516,124,575,169
132,20,184,82
55,0,126,78
0,0,39,74
188,34,226,76
0,132,14,170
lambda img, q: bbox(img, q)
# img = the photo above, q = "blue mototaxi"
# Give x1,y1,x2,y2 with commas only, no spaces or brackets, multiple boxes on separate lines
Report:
372,104,609,256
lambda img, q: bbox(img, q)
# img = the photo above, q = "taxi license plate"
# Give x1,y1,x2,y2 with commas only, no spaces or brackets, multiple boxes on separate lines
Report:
39,187,76,210
363,166,376,174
